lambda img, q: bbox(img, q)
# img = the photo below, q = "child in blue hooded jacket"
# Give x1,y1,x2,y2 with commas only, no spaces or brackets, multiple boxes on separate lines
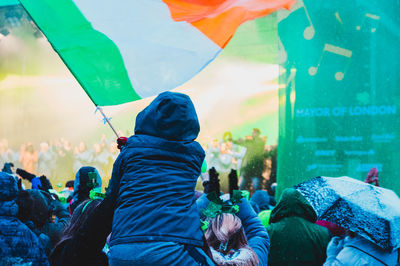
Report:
107,92,214,265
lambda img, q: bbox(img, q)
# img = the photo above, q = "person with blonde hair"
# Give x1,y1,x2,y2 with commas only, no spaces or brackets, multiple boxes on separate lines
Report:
197,190,270,265
206,213,259,266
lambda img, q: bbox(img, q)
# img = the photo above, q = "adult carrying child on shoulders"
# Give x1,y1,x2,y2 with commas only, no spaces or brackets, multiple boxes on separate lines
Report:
107,91,214,265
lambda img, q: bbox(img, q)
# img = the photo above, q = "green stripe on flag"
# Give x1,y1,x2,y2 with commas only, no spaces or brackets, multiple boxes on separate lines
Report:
19,0,141,106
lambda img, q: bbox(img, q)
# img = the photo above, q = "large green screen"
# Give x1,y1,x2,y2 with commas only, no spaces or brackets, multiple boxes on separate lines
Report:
277,0,400,196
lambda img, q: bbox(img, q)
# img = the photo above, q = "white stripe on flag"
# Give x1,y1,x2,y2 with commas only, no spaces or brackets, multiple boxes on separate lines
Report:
73,0,222,98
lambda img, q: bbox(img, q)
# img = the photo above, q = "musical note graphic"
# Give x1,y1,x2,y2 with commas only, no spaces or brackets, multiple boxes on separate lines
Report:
308,44,352,81
302,3,315,40
356,13,380,32
278,0,315,40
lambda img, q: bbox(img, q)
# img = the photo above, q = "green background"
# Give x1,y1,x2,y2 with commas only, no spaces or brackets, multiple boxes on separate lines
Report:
277,0,400,196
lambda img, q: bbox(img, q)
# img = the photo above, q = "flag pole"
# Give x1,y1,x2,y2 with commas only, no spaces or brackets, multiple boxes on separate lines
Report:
96,106,120,138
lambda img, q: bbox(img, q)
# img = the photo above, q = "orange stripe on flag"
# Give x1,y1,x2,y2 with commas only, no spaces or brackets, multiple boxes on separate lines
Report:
163,0,296,48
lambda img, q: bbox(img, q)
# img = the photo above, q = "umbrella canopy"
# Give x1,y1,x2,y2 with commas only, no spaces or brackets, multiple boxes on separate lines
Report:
295,176,400,251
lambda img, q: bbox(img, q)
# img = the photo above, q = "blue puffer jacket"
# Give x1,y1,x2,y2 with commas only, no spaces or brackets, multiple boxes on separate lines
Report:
0,172,49,265
109,91,205,247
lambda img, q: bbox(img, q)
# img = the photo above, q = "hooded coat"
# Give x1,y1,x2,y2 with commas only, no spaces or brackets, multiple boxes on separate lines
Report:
69,166,102,214
109,91,205,247
0,172,49,265
323,235,399,266
18,189,70,252
50,197,114,266
267,188,331,266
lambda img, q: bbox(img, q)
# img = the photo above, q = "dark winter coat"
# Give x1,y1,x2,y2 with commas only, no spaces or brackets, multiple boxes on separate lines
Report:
109,91,205,247
267,188,331,266
0,172,49,265
50,196,114,266
40,198,70,248
20,189,71,250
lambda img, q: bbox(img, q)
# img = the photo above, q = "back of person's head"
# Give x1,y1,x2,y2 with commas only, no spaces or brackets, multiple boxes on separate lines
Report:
0,172,18,203
62,199,102,241
205,213,259,266
65,180,74,189
134,91,200,141
250,190,270,212
2,162,14,174
74,167,102,199
17,189,52,228
269,188,316,224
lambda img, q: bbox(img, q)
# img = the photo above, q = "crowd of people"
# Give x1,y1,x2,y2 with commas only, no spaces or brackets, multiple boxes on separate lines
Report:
0,136,120,183
0,92,399,266
202,129,277,196
1,128,276,194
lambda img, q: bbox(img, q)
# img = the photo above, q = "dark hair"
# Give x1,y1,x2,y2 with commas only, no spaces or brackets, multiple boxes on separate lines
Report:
61,199,102,242
17,190,52,228
65,180,74,188
2,162,14,174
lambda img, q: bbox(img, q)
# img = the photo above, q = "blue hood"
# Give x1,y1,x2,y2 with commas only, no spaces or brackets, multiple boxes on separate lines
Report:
134,91,200,141
0,172,18,217
73,166,102,197
0,172,18,202
250,190,271,212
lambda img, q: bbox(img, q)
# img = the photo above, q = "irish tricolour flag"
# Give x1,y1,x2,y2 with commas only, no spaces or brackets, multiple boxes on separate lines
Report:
19,0,294,106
